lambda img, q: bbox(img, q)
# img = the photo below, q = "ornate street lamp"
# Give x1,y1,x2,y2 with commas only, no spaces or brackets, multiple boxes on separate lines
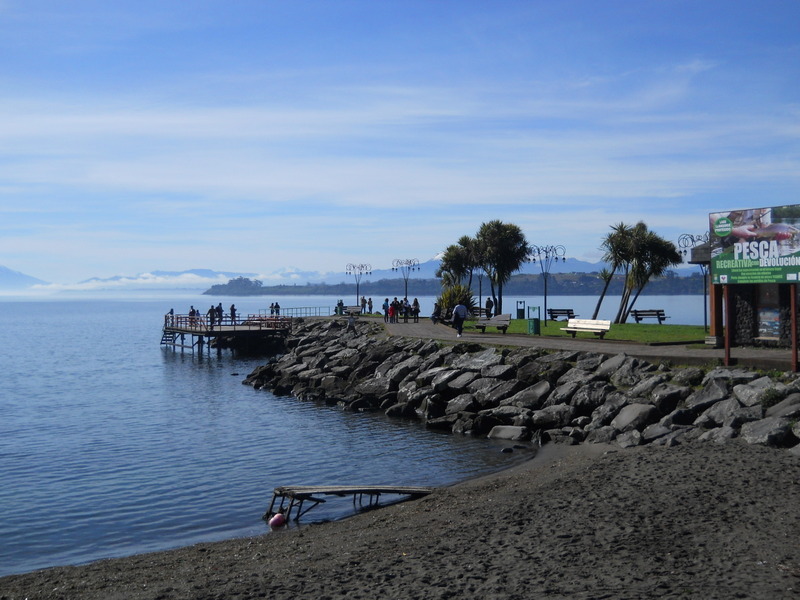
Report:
391,258,419,299
528,244,567,320
346,263,372,306
678,233,710,332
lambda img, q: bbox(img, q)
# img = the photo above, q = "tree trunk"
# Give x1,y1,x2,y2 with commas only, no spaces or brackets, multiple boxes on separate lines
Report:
592,279,612,319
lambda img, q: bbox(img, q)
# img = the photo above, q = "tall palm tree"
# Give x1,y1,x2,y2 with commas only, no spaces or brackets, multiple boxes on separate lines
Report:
603,221,681,324
476,220,530,314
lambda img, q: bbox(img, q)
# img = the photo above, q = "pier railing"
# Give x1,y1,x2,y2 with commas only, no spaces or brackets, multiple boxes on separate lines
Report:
259,306,333,318
164,314,293,331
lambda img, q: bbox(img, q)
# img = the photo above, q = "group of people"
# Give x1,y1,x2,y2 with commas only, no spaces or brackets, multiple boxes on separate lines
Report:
184,303,237,329
268,302,281,316
382,297,421,323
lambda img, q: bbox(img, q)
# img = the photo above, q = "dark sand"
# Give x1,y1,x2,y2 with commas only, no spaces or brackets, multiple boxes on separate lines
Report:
2,440,799,599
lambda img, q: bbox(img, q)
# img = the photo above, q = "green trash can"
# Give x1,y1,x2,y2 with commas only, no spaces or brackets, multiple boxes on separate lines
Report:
527,318,540,335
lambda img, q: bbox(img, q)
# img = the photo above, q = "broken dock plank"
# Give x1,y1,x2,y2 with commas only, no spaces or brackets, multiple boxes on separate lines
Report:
264,485,435,522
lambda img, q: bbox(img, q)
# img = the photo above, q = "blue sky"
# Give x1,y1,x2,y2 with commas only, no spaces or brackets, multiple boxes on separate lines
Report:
1,0,798,286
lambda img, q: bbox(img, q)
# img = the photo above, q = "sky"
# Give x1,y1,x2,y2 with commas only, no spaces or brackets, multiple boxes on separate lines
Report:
0,0,798,286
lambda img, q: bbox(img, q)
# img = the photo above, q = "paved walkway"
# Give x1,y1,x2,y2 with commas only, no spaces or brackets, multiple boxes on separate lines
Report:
380,317,796,371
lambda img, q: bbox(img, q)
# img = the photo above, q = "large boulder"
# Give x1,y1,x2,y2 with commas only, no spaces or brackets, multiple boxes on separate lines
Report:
486,425,531,441
611,403,660,433
766,392,800,418
531,405,577,429
571,381,615,416
740,417,798,447
685,378,730,412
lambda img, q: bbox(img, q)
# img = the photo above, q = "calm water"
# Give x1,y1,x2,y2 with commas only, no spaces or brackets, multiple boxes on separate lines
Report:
0,293,705,577
0,296,527,577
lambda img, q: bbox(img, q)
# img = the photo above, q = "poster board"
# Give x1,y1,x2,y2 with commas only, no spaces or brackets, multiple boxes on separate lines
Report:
710,204,800,284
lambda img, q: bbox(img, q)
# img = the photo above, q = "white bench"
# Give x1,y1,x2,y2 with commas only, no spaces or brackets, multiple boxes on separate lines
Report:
561,318,611,339
345,306,362,315
475,313,511,334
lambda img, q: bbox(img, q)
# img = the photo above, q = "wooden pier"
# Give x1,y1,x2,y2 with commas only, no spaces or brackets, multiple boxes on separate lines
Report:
161,314,292,353
264,485,435,521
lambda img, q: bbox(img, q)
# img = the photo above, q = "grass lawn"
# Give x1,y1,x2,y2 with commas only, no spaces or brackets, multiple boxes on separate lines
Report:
463,318,708,344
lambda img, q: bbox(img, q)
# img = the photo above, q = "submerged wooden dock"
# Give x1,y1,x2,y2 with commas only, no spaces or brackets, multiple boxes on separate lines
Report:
264,485,435,521
160,314,292,353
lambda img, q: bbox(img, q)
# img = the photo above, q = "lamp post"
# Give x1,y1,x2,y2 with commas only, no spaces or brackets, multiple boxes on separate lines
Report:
392,258,419,299
678,233,710,332
528,244,566,321
346,263,372,306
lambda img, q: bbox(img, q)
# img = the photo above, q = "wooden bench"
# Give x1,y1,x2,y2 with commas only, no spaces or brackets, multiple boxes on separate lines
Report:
547,308,576,321
475,313,511,334
630,309,668,324
561,318,611,339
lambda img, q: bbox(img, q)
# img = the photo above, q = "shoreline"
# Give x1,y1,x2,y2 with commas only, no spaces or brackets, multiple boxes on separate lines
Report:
2,440,797,598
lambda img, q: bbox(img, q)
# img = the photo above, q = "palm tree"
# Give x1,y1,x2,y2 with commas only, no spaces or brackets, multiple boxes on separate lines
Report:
476,220,530,315
602,221,681,324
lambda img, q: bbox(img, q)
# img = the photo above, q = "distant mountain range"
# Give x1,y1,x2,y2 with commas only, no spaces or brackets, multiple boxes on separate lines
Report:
0,265,48,290
0,258,696,292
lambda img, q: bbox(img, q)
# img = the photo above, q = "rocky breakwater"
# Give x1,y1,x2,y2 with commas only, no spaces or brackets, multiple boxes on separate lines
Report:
243,318,800,452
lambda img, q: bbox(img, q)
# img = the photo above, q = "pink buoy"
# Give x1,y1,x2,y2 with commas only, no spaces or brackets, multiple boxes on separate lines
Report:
268,512,286,528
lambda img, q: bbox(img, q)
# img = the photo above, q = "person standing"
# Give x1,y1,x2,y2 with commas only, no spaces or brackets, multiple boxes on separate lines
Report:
382,298,390,323
485,297,494,319
452,301,468,338
367,297,373,314
207,305,216,330
230,304,237,324
274,302,280,316
412,298,420,323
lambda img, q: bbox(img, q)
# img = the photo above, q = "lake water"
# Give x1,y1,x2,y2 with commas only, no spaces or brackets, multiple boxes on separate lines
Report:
0,292,705,577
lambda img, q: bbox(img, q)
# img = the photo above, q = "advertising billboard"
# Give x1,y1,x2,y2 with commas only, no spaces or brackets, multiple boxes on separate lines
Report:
710,204,800,285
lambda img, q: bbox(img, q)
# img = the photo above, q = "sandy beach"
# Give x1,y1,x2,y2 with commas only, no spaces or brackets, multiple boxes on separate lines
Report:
1,439,798,599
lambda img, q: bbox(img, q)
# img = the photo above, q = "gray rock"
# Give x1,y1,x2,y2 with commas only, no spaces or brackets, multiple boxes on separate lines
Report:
531,404,577,429
702,367,760,386
481,364,517,380
616,430,642,448
556,367,599,387
487,425,531,441
659,408,696,428
587,393,629,430
670,367,705,386
723,405,764,429
734,377,788,407
766,392,800,418
698,426,737,443
415,366,451,387
575,353,606,372
571,381,615,416
585,426,617,444
430,370,462,393
694,398,742,429
446,371,480,393
446,394,480,415
546,381,581,406
610,358,655,388
685,378,729,412
628,373,670,399
500,380,551,410
596,353,632,378
472,379,526,408
354,376,395,398
648,383,691,414
641,423,671,443
611,403,660,433
450,348,502,371
740,417,798,447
